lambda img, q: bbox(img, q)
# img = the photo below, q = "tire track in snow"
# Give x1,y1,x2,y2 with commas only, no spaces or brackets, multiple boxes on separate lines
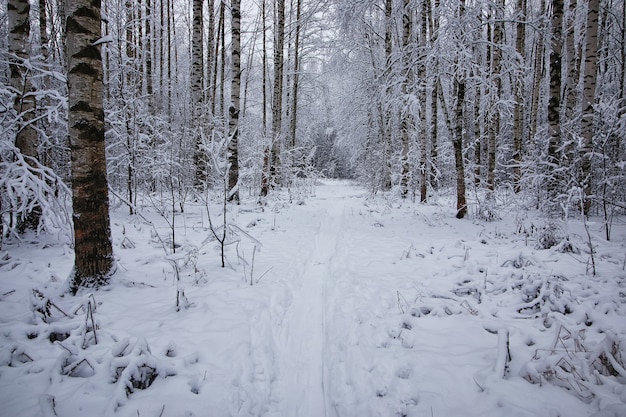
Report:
276,194,346,417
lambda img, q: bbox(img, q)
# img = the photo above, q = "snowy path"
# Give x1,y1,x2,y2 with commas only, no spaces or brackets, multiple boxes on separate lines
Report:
275,188,348,417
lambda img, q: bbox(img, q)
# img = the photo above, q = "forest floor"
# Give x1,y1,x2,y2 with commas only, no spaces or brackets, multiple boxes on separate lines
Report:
1,180,626,417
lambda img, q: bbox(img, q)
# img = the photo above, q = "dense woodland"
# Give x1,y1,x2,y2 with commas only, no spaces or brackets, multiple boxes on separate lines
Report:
1,0,625,288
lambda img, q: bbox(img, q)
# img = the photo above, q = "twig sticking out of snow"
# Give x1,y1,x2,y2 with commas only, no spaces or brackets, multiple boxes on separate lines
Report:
31,289,72,323
38,395,58,417
494,329,511,378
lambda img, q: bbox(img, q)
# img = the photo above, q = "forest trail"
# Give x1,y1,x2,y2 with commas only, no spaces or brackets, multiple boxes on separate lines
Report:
274,183,351,417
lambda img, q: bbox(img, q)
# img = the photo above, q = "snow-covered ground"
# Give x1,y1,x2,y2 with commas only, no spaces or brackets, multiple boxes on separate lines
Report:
1,180,625,417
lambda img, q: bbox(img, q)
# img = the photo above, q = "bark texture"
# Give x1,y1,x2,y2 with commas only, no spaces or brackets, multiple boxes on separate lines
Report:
512,0,526,192
228,0,241,202
262,0,285,196
66,0,114,291
400,0,413,197
546,0,564,214
580,0,599,213
9,0,41,231
454,0,467,218
191,0,205,185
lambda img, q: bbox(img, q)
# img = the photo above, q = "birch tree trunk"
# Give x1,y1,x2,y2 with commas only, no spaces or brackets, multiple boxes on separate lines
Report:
212,2,225,116
454,79,468,218
206,0,215,105
271,0,286,178
218,2,226,116
512,0,527,192
546,0,565,214
400,0,413,197
474,79,482,186
66,0,114,291
454,0,467,218
191,0,203,103
228,0,241,202
429,0,439,190
145,0,153,100
191,0,205,185
289,0,302,149
9,0,41,231
487,3,503,192
563,0,580,162
39,0,48,57
529,0,546,144
262,0,268,135
382,0,393,190
419,0,429,202
262,0,285,196
580,0,599,213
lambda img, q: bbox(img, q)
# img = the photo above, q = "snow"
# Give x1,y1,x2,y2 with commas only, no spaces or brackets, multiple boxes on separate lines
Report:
92,36,114,46
1,180,626,417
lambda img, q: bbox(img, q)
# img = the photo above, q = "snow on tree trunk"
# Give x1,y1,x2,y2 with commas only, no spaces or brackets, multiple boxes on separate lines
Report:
419,0,429,203
66,0,114,291
9,0,41,231
145,0,153,102
580,0,599,214
487,1,503,192
429,0,439,191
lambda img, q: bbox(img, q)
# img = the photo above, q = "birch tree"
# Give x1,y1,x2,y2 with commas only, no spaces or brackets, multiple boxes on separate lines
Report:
453,0,468,218
546,0,565,215
9,0,41,231
191,0,205,185
288,0,302,149
580,0,599,213
512,0,527,192
228,0,242,201
399,0,413,197
66,0,114,291
418,0,429,202
262,0,286,196
486,0,503,192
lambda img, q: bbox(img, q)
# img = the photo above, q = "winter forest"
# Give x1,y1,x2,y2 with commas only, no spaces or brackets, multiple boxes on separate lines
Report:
2,0,626,415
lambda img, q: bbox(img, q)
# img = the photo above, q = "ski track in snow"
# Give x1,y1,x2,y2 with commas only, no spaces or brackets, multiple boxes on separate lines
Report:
274,184,351,417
